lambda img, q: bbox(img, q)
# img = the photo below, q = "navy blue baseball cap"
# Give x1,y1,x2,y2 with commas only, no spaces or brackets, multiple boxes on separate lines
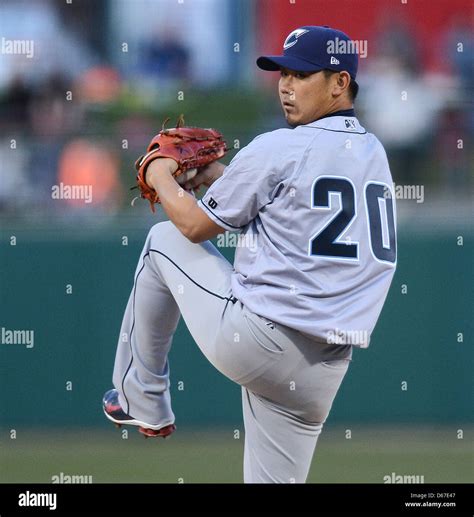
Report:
257,25,358,80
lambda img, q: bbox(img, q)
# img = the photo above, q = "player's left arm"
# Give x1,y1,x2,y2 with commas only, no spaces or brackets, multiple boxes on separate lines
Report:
146,158,225,243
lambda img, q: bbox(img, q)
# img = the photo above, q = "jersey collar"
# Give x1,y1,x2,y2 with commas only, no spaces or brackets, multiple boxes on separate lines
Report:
304,108,366,134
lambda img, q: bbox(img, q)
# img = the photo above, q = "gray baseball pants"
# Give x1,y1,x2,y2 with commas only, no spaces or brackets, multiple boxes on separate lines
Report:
112,221,351,483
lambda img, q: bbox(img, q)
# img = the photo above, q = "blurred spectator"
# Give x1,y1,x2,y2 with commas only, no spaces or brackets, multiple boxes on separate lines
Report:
0,75,34,131
139,28,190,84
0,0,98,215
360,21,444,185
29,72,79,137
434,18,474,193
435,105,472,193
75,67,122,104
0,138,31,213
27,72,83,206
0,0,95,89
444,16,474,91
57,138,122,213
373,19,421,74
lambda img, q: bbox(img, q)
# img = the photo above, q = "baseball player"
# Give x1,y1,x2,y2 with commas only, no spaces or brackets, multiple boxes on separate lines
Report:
103,25,397,483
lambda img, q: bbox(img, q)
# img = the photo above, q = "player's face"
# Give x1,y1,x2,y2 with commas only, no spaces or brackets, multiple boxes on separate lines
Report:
279,68,336,126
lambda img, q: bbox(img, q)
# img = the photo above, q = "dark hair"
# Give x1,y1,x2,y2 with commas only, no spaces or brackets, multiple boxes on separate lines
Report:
349,79,359,101
323,70,359,102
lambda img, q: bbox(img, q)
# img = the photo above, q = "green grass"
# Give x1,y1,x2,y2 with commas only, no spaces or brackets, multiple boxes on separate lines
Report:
0,426,472,483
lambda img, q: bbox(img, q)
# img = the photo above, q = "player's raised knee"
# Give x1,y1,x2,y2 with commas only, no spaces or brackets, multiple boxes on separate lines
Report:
148,220,175,238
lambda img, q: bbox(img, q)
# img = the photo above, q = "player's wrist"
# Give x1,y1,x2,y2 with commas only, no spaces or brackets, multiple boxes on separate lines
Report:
146,158,178,189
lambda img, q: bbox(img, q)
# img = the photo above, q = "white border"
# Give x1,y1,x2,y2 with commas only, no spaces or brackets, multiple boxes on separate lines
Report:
363,181,397,266
308,175,359,262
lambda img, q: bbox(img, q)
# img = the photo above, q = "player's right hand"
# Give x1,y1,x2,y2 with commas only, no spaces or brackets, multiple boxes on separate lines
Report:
183,161,226,192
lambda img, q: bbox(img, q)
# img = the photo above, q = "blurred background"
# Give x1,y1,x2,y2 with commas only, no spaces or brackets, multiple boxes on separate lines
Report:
0,0,472,483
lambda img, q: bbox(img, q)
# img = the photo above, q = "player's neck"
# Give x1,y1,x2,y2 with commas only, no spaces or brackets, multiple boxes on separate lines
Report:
326,101,354,115
315,106,355,122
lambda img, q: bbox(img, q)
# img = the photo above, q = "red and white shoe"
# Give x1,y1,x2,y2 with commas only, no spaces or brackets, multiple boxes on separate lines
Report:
102,389,176,438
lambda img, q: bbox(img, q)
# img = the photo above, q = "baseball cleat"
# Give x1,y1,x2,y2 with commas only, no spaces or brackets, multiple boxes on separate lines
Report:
102,389,175,438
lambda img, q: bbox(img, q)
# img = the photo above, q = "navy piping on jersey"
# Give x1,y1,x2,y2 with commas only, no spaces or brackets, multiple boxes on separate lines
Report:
200,200,242,230
308,126,367,135
121,249,237,412
148,249,237,303
308,108,367,134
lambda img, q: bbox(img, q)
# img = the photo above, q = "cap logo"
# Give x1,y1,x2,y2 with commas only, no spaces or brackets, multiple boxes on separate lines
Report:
330,56,340,65
283,28,309,50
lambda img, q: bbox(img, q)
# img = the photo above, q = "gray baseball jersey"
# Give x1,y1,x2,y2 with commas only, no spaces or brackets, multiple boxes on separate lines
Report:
199,111,397,347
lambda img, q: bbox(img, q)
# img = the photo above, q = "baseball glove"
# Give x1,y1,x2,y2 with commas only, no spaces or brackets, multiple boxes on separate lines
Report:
134,115,227,211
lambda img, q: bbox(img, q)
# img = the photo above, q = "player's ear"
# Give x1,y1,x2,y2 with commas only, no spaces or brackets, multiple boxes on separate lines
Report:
332,71,351,98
